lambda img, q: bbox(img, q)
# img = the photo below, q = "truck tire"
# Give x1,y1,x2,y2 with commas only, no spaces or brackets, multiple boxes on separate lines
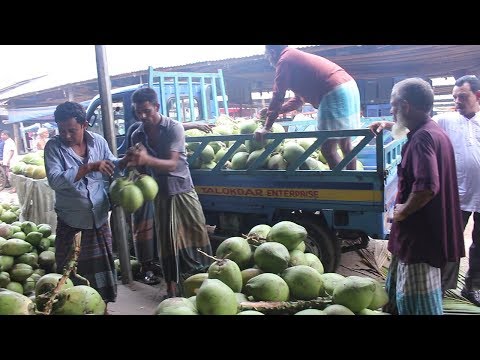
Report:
290,216,341,273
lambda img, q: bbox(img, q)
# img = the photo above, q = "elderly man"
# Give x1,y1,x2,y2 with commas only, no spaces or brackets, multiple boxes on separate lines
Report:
370,78,465,315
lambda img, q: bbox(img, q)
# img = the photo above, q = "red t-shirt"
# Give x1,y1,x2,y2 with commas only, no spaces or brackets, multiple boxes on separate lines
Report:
265,47,353,128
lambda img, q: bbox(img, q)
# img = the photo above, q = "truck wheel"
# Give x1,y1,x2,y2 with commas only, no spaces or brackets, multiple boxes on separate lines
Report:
292,217,341,273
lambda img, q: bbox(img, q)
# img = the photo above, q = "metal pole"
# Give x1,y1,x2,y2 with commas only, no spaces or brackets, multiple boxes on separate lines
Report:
94,45,133,284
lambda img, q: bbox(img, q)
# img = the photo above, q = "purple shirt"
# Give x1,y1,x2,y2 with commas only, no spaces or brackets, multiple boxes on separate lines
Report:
388,119,465,268
131,116,193,197
265,47,353,128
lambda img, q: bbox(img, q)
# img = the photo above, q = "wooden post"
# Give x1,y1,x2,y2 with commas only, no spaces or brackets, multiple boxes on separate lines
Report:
94,45,133,284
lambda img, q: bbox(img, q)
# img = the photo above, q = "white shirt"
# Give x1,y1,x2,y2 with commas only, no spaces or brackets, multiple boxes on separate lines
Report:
433,111,480,212
2,138,18,166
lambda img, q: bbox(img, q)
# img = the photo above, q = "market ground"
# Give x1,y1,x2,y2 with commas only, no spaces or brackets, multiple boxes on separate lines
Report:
0,187,474,315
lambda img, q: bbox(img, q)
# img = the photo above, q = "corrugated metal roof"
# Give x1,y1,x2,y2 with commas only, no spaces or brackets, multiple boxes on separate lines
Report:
2,45,479,109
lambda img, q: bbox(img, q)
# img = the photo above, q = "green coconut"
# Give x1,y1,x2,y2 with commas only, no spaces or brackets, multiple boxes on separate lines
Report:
240,268,263,292
304,253,325,275
237,310,264,315
182,273,209,298
294,241,306,252
0,289,35,315
253,242,290,274
367,279,389,310
215,236,252,269
323,304,355,315
294,309,326,315
195,279,238,315
208,258,243,293
155,297,198,315
52,285,106,315
244,273,289,302
320,273,345,296
332,276,376,313
266,221,308,251
247,224,271,240
281,265,324,300
288,249,308,267
267,153,287,170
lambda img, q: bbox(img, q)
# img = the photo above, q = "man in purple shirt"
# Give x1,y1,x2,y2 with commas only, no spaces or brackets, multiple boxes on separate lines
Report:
254,45,361,170
370,78,465,315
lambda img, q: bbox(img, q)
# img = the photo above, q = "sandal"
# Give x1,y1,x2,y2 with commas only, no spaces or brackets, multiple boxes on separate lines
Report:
138,271,161,285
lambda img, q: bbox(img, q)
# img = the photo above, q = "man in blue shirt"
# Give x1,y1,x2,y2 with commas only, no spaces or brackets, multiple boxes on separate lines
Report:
44,101,128,306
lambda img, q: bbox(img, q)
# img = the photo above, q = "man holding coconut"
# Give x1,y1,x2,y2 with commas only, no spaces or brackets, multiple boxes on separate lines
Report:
126,87,213,298
44,101,129,306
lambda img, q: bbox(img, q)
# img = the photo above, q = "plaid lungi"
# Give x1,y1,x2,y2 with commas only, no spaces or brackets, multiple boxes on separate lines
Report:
154,189,213,284
131,200,156,264
385,255,443,315
55,217,117,303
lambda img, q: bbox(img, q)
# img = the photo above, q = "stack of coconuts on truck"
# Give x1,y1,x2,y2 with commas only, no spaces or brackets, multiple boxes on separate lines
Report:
184,114,406,274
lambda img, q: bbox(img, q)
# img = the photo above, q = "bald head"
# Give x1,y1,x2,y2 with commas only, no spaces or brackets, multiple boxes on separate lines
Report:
391,78,434,114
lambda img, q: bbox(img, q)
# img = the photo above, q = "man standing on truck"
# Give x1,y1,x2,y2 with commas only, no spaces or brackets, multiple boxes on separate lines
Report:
125,87,213,298
254,45,361,170
432,75,480,306
369,78,465,315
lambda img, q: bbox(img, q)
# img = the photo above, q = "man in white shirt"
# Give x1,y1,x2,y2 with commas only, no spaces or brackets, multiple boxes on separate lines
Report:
1,130,18,190
432,75,480,306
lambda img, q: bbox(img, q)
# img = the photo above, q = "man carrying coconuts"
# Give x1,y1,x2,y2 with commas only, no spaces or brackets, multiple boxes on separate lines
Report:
44,101,130,306
370,78,465,315
126,87,213,298
124,120,213,286
254,45,361,170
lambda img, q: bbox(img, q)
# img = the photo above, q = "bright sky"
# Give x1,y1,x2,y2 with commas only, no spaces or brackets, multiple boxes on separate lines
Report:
0,45,294,93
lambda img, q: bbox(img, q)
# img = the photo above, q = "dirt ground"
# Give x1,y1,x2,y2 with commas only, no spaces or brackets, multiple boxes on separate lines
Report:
1,187,475,315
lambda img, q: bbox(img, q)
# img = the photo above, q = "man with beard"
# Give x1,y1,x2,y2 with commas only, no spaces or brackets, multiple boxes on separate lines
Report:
432,75,480,306
369,78,465,314
254,45,361,170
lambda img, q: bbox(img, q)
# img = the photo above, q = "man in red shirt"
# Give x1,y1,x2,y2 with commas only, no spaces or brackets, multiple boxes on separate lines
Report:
254,45,361,170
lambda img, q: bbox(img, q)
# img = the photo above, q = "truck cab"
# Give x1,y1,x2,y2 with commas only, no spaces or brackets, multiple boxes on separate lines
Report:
85,68,228,155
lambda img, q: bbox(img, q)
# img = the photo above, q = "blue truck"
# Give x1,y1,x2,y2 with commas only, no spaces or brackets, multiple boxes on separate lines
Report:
85,67,228,156
86,67,405,272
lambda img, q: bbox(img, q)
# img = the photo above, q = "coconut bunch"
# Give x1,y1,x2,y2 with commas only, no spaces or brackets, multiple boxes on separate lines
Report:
109,169,159,213
154,220,389,315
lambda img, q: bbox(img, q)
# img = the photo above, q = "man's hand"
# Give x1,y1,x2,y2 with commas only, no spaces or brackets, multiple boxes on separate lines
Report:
194,123,213,133
253,127,270,143
258,108,268,120
126,143,150,167
369,121,387,135
393,203,408,222
91,160,115,176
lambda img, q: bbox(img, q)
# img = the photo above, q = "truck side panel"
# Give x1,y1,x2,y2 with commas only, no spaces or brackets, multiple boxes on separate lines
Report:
187,128,406,239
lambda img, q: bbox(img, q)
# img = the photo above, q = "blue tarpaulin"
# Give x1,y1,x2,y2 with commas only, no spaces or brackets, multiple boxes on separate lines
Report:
5,100,91,124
